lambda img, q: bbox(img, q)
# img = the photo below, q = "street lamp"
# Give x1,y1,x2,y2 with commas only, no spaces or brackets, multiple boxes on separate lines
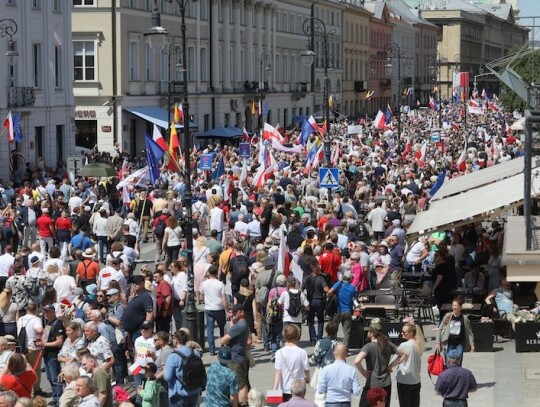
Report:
1,19,19,87
302,17,333,167
148,0,199,342
383,42,401,142
258,51,272,134
428,52,442,128
166,43,183,134
473,66,486,95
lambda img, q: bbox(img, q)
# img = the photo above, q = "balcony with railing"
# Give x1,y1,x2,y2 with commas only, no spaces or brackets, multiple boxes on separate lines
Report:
8,87,35,108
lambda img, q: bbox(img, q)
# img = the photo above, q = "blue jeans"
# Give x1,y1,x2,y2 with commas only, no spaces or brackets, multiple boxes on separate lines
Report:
174,300,184,331
270,320,284,354
443,400,467,407
307,298,325,343
97,235,107,263
44,355,61,404
113,345,127,385
205,309,226,353
446,343,464,366
261,306,269,349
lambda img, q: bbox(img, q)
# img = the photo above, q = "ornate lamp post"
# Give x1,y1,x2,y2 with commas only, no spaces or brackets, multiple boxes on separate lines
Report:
147,0,199,341
383,42,401,142
301,17,332,166
428,51,442,128
1,19,19,87
258,51,272,134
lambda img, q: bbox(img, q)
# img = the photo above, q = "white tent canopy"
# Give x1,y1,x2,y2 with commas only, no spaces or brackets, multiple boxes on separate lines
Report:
431,157,530,201
407,170,540,236
511,117,525,131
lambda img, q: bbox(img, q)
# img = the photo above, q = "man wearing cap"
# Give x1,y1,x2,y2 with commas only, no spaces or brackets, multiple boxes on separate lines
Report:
76,248,100,290
434,349,477,406
221,304,250,405
326,272,356,348
122,275,154,342
132,321,156,392
106,287,127,384
205,346,239,407
42,304,65,406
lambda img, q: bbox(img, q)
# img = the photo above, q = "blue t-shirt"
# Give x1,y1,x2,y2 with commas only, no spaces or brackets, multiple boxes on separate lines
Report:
70,233,93,251
332,281,356,313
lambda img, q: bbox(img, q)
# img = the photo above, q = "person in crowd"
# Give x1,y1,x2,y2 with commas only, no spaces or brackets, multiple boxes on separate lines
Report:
432,245,458,318
138,362,159,407
0,354,37,398
272,324,310,402
80,353,113,407
58,321,85,366
278,275,309,337
200,265,227,355
434,349,477,406
16,302,43,395
302,259,329,346
317,343,361,405
205,346,239,407
75,376,100,407
436,296,475,365
396,322,425,407
277,379,317,407
310,322,340,406
366,388,388,407
121,275,153,342
58,363,80,407
326,271,356,347
354,328,405,407
485,277,517,331
83,321,115,372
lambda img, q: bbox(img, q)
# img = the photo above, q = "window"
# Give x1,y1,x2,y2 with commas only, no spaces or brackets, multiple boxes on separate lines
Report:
129,0,138,8
145,0,151,11
54,45,62,88
145,44,154,81
6,0,16,6
73,41,95,81
188,46,195,81
200,48,208,81
53,0,61,12
35,126,44,161
32,43,42,88
73,0,94,5
129,42,139,81
75,120,97,150
224,113,230,126
32,0,40,8
204,114,210,132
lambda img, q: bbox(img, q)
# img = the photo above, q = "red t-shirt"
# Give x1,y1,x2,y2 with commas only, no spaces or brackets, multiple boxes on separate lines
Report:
37,215,53,237
55,217,72,231
318,251,342,283
156,280,173,316
1,370,37,398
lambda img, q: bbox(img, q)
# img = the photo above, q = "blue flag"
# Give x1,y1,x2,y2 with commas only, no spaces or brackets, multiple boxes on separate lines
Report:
211,156,224,181
300,118,314,145
145,135,164,184
13,113,23,143
384,105,393,124
429,169,446,197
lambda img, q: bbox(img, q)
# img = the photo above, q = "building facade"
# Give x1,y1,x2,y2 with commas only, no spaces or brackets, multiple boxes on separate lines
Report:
0,0,75,181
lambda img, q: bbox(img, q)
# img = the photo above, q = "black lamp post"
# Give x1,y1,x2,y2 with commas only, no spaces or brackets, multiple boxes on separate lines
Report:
428,51,442,128
167,43,183,134
1,19,18,87
147,0,199,342
301,17,332,167
383,42,401,143
258,51,272,134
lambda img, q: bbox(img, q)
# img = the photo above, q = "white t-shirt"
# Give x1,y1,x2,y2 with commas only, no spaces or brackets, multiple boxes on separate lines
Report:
165,226,182,247
396,339,421,385
277,289,309,323
97,266,116,290
17,314,43,351
134,335,155,375
172,272,187,301
209,207,225,232
406,241,426,265
68,196,83,215
0,254,14,278
275,345,309,393
200,278,225,311
53,275,76,301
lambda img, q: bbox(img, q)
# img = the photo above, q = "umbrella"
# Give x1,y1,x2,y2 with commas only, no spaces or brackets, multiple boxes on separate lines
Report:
510,117,525,131
79,163,118,177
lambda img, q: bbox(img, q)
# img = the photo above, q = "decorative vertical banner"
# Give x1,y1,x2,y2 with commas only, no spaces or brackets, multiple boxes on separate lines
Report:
239,142,251,158
200,154,213,170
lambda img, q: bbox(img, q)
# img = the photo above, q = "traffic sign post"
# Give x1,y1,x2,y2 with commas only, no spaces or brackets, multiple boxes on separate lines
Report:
319,167,339,188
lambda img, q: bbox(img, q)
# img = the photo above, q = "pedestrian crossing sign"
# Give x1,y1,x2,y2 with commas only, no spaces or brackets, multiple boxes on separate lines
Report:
319,167,339,188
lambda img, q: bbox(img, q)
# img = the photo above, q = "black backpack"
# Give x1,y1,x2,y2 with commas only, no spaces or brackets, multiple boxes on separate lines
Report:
17,317,34,354
230,255,249,289
176,349,207,391
287,290,302,317
154,218,166,239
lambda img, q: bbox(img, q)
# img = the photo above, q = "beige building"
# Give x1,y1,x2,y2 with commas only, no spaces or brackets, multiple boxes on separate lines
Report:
418,0,528,100
72,0,332,155
342,3,372,118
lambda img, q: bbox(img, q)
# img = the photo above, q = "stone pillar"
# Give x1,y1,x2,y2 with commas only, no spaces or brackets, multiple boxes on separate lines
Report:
245,0,254,81
233,0,242,89
211,0,220,91
255,2,264,82
222,0,232,91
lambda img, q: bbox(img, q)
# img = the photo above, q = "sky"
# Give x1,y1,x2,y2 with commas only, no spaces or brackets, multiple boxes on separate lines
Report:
519,0,540,43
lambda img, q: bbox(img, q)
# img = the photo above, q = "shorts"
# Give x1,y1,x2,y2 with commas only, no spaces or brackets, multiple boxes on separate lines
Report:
229,361,248,389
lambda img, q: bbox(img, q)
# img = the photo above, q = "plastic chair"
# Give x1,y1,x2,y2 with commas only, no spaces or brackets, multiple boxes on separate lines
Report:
374,295,396,304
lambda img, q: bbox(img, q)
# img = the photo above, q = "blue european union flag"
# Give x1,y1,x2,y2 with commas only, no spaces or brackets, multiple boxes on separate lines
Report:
145,135,164,184
211,157,224,180
300,118,314,145
13,113,23,143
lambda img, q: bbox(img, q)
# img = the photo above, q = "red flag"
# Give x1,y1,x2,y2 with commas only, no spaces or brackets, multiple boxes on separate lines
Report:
153,124,168,151
167,124,180,172
242,127,250,142
401,143,411,159
374,110,385,129
173,103,184,125
262,123,284,143
3,112,14,143
456,148,467,172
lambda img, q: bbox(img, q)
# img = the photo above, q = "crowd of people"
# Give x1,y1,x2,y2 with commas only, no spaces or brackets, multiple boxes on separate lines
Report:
0,104,524,407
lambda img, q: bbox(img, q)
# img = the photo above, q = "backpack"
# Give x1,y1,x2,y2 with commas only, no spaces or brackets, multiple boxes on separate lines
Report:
175,349,207,391
287,291,302,317
266,288,282,326
17,317,33,354
230,255,249,289
154,217,166,239
256,269,276,306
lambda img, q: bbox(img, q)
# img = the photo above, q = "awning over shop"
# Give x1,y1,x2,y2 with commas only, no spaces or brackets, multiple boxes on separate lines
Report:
431,157,531,201
124,106,197,130
198,126,244,139
503,216,540,282
407,170,540,236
